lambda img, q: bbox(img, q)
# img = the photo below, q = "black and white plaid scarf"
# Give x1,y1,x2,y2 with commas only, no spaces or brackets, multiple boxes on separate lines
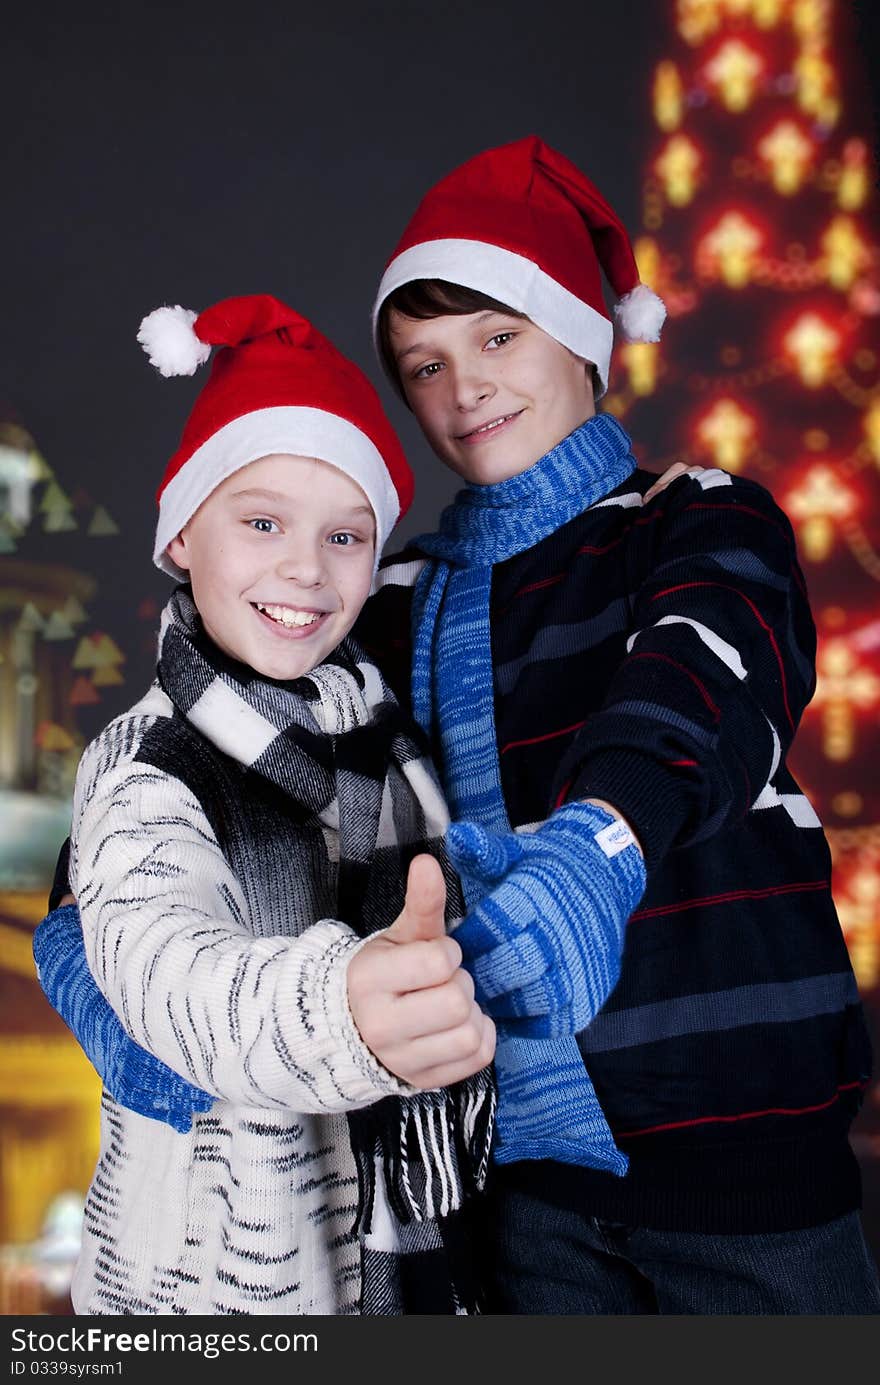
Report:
157,586,495,1314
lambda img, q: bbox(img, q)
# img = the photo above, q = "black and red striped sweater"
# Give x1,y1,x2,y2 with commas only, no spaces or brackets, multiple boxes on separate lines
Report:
355,461,872,1233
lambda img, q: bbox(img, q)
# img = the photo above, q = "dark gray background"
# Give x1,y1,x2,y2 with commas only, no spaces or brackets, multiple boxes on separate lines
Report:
3,0,675,563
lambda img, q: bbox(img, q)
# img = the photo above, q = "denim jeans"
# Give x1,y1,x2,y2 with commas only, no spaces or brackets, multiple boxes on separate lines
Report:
484,1185,880,1314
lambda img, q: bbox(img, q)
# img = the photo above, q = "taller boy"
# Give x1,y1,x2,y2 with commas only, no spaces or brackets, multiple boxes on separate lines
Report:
364,135,879,1313
37,136,879,1313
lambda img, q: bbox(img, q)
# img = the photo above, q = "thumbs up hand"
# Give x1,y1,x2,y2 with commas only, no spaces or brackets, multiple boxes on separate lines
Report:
346,854,495,1089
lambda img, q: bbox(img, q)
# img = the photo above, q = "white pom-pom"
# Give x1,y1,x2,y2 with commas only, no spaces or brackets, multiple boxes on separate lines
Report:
613,283,667,343
136,305,212,378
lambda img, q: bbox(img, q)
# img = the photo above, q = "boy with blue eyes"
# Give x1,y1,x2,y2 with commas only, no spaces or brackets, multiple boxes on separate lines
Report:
38,137,880,1314
34,292,496,1316
359,134,879,1314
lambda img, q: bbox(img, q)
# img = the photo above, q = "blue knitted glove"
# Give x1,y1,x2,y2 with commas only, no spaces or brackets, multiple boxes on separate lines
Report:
446,801,646,1039
445,802,645,1172
33,904,214,1133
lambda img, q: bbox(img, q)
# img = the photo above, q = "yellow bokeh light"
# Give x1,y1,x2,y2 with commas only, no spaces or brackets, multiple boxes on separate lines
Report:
619,342,660,397
813,640,880,760
783,313,841,387
654,61,685,131
792,0,831,43
705,39,763,112
655,134,703,206
676,0,724,45
751,0,786,26
820,215,870,291
633,236,663,290
864,401,880,465
695,398,757,470
837,140,869,211
794,49,838,125
784,465,857,561
757,120,815,195
699,210,763,287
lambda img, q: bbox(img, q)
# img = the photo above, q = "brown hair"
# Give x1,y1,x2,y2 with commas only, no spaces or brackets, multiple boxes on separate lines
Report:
376,279,527,397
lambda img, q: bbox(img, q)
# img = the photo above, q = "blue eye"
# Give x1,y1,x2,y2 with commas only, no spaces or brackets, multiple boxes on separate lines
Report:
328,532,358,546
249,518,279,533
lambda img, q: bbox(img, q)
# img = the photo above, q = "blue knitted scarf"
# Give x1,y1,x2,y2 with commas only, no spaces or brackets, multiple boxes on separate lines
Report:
411,412,636,829
409,413,637,1173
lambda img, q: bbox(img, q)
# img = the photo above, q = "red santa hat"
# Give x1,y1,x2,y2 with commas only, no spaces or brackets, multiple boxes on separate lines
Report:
140,294,413,579
372,134,666,399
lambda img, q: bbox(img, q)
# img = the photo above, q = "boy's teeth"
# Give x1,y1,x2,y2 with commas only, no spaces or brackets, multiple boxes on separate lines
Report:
256,603,320,628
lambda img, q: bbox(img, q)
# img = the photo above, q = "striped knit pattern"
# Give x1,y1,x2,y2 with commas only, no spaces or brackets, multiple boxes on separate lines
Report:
409,417,640,1173
413,563,507,830
486,1033,625,1170
410,413,635,829
447,807,645,1039
64,591,492,1314
356,433,873,1233
34,903,215,1132
69,704,376,1314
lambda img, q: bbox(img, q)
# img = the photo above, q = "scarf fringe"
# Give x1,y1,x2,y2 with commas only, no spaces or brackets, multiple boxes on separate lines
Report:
350,1076,496,1237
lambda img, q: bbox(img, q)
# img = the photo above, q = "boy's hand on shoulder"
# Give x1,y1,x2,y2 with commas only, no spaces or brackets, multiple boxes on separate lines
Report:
346,854,495,1090
643,461,706,503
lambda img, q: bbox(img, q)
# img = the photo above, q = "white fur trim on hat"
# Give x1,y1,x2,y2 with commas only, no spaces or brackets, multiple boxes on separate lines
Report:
371,238,615,397
137,305,212,378
154,406,401,580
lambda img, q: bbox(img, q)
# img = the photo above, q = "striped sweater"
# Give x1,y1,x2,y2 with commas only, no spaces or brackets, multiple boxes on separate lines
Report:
67,683,416,1315
355,462,873,1233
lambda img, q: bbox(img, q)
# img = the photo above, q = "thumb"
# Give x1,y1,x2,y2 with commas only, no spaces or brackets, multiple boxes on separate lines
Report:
446,821,524,883
384,853,448,944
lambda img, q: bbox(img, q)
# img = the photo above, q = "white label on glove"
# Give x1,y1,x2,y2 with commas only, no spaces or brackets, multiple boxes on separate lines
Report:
594,819,637,858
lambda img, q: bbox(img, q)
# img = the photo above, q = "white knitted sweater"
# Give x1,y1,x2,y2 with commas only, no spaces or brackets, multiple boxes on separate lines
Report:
69,685,412,1315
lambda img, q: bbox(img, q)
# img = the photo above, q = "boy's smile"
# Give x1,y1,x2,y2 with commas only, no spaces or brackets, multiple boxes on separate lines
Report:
388,308,595,486
455,410,524,445
165,453,376,681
